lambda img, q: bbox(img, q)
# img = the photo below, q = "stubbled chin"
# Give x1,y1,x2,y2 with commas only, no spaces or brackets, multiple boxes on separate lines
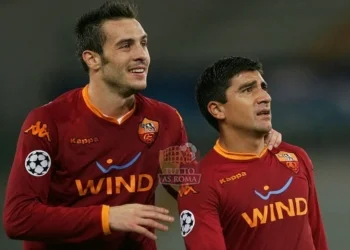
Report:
133,82,147,91
128,74,147,88
256,123,272,134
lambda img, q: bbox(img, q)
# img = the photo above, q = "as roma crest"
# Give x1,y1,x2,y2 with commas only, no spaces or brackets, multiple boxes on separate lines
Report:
275,151,300,174
138,118,159,145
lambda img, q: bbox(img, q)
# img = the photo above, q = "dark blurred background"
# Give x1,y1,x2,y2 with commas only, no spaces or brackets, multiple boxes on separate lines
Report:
1,0,349,249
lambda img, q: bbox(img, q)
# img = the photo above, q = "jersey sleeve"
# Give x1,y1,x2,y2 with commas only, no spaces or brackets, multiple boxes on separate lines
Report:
3,107,111,243
299,149,329,250
161,108,189,199
173,108,188,146
177,174,226,250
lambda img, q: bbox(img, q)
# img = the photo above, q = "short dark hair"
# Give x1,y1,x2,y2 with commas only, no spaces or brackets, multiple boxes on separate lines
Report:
196,56,263,131
75,1,138,72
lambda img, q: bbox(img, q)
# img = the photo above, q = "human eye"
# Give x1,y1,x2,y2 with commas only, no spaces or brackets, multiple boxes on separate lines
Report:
262,83,268,91
141,40,148,47
242,86,253,93
120,43,130,49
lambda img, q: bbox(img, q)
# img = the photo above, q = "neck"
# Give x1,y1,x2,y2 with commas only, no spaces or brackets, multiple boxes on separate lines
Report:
218,126,266,155
87,78,135,119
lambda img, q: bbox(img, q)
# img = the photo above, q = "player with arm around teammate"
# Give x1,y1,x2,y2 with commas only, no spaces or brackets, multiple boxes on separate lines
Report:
3,2,283,249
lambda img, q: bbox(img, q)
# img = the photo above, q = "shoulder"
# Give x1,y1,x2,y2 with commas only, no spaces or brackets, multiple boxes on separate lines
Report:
137,94,182,115
45,88,83,113
23,88,83,132
177,160,220,210
199,148,232,173
30,88,82,113
136,94,184,127
182,150,223,193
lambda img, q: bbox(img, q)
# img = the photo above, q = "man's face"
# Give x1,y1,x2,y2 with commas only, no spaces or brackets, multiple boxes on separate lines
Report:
221,70,272,135
99,18,150,94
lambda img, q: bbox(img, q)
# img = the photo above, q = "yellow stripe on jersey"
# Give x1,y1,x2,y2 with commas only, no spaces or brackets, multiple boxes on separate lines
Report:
82,85,136,125
101,205,112,235
214,140,268,160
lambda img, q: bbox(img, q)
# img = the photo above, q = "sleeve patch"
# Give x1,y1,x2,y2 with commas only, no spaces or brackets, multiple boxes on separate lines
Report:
25,150,51,177
24,121,51,142
180,210,195,237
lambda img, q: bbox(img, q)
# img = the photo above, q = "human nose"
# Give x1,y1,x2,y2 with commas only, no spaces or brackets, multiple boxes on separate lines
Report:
132,44,149,62
256,89,271,105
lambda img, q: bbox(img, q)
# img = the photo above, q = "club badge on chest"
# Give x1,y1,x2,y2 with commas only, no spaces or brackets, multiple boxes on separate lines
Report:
138,117,159,146
275,151,300,174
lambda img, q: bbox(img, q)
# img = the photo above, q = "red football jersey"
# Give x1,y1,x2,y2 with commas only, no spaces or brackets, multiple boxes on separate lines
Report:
3,85,187,250
178,141,328,250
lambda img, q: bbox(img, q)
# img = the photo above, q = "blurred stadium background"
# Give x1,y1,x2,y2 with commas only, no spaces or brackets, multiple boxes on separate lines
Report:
1,0,349,249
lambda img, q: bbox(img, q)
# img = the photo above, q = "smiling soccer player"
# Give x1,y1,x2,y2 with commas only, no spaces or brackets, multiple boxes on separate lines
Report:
2,2,185,250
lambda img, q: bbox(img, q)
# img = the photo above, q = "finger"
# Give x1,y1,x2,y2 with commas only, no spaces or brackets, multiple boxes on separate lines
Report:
138,218,169,232
274,132,282,148
264,130,272,147
142,205,169,214
140,211,174,223
132,224,157,240
267,131,277,150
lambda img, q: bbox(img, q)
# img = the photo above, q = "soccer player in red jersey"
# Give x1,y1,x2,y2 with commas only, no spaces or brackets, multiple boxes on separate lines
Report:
178,57,328,250
3,2,180,250
2,1,283,250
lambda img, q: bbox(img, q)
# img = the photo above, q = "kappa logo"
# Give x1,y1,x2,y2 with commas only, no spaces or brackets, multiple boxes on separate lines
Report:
70,137,99,145
138,117,159,145
96,152,142,174
178,184,198,197
275,151,299,174
24,121,51,142
219,171,247,184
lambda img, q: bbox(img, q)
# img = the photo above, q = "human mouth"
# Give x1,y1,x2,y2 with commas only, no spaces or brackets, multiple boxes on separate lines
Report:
128,66,147,79
129,68,145,73
256,109,271,118
128,64,147,73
